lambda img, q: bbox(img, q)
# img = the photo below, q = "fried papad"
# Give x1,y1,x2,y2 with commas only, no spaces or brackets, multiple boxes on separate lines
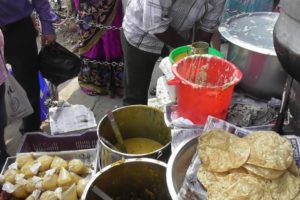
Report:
207,173,272,200
243,163,285,180
198,129,250,172
268,171,300,200
244,131,293,170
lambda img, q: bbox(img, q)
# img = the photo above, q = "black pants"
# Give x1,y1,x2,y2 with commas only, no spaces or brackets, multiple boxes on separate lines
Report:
0,84,7,153
121,31,160,105
3,17,41,133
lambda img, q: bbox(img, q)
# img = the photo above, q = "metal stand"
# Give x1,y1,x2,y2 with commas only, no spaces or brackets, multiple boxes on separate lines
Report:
273,75,293,134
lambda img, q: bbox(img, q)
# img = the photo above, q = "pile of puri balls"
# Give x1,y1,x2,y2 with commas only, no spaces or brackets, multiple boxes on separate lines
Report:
0,154,93,200
198,129,300,200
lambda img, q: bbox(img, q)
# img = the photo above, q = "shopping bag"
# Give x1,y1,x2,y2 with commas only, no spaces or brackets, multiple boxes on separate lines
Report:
38,42,82,86
4,74,34,124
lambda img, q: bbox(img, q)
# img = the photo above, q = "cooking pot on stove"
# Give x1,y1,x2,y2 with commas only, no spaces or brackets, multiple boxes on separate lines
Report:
219,12,287,100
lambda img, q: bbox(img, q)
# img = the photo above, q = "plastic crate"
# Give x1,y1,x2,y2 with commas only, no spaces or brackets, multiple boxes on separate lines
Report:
17,129,98,153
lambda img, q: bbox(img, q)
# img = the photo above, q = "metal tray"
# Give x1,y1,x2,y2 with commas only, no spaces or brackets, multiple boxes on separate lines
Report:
219,12,279,55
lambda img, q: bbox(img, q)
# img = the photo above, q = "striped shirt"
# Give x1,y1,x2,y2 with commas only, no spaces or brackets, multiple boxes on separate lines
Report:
122,0,225,54
0,30,7,86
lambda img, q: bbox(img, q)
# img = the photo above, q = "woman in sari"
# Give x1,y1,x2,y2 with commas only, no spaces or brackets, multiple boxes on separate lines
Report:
74,0,124,97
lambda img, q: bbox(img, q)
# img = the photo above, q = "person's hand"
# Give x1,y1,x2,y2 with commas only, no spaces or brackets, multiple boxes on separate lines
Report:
31,16,40,36
41,34,56,46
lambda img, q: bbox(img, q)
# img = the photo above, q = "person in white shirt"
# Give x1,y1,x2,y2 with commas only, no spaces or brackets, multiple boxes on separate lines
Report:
121,0,226,105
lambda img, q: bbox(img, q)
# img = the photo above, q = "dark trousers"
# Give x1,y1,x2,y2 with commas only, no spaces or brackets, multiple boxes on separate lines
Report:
0,84,7,153
3,17,41,133
121,31,160,105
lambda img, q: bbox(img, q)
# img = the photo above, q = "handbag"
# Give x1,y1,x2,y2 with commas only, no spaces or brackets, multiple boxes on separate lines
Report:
38,42,82,86
4,74,34,125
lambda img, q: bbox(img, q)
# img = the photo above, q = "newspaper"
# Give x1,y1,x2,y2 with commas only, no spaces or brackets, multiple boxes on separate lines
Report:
171,127,203,152
49,104,97,134
177,116,300,199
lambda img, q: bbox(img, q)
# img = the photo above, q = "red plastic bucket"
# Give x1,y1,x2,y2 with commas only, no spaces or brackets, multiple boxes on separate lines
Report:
169,55,243,125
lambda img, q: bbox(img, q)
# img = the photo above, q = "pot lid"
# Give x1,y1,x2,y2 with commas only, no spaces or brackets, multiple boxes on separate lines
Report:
219,12,279,56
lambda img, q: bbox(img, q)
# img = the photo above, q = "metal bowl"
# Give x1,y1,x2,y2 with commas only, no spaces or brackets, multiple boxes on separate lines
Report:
81,158,171,200
166,136,198,199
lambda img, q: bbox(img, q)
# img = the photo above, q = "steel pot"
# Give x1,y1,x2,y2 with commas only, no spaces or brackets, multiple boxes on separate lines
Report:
219,12,287,100
81,158,171,200
166,137,198,199
97,105,171,168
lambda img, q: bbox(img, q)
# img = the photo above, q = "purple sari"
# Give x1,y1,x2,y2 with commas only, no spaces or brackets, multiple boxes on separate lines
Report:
75,0,123,96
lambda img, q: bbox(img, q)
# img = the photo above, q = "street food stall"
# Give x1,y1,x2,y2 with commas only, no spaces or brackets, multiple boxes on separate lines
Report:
1,0,300,199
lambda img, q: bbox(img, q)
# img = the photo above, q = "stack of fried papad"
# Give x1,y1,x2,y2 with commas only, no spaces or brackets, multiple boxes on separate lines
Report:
197,129,300,200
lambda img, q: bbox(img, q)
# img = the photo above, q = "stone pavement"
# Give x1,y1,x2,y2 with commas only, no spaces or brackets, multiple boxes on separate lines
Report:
4,60,163,156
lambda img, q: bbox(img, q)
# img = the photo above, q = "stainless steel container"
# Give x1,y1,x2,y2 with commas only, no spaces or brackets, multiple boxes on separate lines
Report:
97,105,171,168
81,158,171,200
219,12,287,99
166,137,198,199
273,0,300,83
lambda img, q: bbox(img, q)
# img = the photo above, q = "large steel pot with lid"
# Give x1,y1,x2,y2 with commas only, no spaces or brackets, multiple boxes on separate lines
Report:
219,12,287,100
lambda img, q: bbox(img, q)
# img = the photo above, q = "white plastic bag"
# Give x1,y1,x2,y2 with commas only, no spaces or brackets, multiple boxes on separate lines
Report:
4,74,33,124
158,57,174,81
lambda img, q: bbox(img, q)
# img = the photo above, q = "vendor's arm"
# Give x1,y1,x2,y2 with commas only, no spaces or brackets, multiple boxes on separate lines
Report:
194,29,213,43
155,27,212,47
154,27,189,48
32,0,59,45
155,0,225,47
140,0,190,48
196,0,226,43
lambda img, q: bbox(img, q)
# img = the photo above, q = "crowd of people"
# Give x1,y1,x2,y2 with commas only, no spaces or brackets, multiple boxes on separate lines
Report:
0,0,279,169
